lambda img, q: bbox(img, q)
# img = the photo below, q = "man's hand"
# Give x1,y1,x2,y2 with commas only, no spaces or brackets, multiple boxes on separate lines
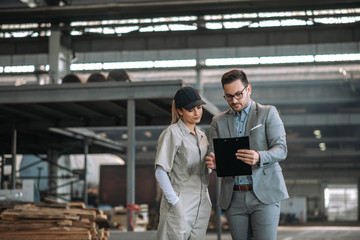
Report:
205,152,216,170
235,149,260,166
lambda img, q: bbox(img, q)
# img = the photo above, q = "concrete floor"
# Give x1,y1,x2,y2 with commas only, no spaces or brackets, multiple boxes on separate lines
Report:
109,223,360,240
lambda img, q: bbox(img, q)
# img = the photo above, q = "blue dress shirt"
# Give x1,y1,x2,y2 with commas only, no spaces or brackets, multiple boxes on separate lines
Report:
234,103,252,186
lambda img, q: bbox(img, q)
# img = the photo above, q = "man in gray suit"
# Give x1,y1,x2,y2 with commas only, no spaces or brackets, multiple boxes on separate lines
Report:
205,69,289,240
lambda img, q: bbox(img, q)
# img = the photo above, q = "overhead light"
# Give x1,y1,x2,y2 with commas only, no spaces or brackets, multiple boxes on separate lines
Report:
70,63,103,71
260,55,314,64
20,0,37,8
144,131,152,138
319,142,326,151
315,53,360,62
338,68,347,75
153,59,196,68
4,65,35,73
45,0,69,7
205,53,359,67
205,57,259,66
103,61,153,70
313,130,322,139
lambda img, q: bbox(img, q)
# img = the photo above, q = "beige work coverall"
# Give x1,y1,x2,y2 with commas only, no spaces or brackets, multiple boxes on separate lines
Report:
155,119,211,240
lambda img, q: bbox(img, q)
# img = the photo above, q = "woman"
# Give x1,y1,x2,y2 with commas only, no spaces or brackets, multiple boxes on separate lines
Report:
155,86,211,240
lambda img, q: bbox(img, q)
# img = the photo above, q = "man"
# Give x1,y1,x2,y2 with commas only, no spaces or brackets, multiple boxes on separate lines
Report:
205,69,288,240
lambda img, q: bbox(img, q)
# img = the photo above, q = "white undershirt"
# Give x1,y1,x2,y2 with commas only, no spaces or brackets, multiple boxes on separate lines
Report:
155,166,179,205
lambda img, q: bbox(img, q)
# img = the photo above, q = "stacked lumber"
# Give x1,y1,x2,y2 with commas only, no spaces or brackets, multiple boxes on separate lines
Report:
0,201,110,240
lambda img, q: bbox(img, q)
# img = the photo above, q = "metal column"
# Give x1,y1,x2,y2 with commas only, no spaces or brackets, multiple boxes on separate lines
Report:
195,66,201,93
48,150,59,199
358,177,360,222
49,30,62,84
127,99,136,231
48,29,72,84
195,55,203,95
83,139,89,206
1,154,4,189
11,127,17,189
216,177,222,240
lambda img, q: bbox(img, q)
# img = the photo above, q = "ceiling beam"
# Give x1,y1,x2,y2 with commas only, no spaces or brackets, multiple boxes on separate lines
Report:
1,23,359,55
1,0,360,24
0,80,183,104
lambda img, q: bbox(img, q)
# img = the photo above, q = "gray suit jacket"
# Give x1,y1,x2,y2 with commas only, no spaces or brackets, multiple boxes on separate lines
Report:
209,100,289,210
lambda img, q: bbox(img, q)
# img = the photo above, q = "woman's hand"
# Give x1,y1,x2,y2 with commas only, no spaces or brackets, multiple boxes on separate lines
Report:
205,152,216,170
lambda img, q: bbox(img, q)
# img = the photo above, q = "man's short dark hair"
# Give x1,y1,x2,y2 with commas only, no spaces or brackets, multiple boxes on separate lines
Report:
221,69,249,88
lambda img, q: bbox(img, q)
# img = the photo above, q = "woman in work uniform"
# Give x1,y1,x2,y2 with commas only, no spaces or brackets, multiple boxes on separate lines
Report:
155,86,212,240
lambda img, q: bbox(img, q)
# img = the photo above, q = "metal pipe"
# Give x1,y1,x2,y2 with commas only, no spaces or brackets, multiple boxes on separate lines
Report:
47,179,82,192
20,176,77,179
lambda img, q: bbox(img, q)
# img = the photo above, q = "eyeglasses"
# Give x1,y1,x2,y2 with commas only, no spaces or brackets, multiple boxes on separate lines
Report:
223,85,248,101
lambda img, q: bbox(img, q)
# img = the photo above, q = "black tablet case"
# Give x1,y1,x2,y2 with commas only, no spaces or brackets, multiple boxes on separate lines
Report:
213,136,252,177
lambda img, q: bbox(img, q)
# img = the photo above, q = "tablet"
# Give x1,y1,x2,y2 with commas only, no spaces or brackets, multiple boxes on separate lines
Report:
213,136,252,177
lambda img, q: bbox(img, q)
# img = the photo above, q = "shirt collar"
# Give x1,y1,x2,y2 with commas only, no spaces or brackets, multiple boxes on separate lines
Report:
177,118,203,137
177,118,189,134
231,103,251,117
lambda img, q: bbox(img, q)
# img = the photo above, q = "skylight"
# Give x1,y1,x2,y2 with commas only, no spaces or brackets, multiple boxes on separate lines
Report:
1,8,359,38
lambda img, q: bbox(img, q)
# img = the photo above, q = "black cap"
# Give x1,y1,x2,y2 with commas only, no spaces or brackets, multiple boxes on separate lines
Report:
174,86,206,110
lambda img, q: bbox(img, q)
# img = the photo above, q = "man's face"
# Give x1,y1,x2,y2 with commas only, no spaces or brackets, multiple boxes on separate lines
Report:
223,79,251,112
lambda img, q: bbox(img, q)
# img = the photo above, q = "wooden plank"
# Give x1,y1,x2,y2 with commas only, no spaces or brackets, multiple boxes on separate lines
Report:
68,202,86,209
72,221,96,229
0,219,72,225
13,204,96,220
0,202,110,240
0,230,90,235
0,222,60,231
1,210,80,221
63,209,96,220
0,234,90,240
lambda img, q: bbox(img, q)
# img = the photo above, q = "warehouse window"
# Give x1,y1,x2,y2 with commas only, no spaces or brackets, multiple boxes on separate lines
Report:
324,185,358,221
205,53,360,66
1,53,359,74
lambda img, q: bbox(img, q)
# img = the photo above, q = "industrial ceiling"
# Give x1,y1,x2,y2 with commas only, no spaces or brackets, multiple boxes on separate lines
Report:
0,0,359,184
1,0,359,24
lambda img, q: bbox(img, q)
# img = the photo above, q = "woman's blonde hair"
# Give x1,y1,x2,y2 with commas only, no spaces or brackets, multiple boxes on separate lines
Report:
171,100,181,124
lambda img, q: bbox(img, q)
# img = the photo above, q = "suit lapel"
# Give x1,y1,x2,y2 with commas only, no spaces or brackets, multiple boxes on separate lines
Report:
226,109,236,137
245,100,257,136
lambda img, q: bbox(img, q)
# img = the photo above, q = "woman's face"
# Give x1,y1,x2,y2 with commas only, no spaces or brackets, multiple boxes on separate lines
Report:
177,105,203,125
